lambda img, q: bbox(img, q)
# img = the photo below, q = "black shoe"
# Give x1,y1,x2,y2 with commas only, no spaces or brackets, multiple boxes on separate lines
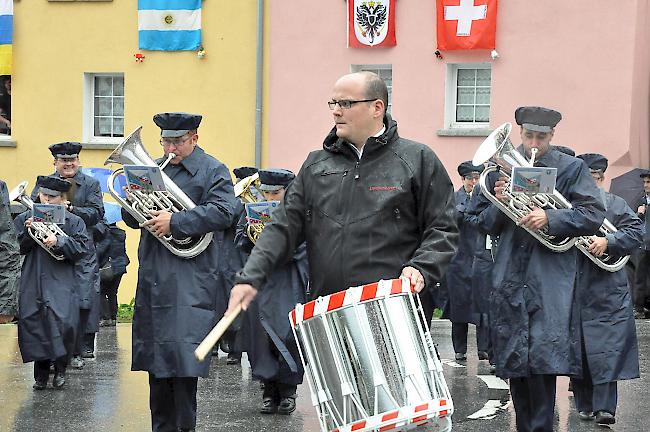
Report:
81,350,94,359
455,352,467,361
69,356,84,369
260,397,278,414
578,411,594,421
33,380,47,390
53,372,66,389
220,339,232,354
278,396,296,415
595,410,615,425
478,351,489,360
226,353,241,365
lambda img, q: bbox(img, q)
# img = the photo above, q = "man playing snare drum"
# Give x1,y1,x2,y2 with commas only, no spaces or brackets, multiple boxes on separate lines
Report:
227,71,458,314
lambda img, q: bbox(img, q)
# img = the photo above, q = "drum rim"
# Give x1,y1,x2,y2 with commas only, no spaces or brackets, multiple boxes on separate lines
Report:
289,278,415,327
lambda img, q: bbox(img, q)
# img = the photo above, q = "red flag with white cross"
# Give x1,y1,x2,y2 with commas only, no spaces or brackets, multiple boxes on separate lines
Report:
436,0,498,50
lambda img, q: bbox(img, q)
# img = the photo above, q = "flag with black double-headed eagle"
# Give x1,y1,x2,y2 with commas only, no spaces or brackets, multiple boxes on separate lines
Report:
138,0,202,51
348,0,397,48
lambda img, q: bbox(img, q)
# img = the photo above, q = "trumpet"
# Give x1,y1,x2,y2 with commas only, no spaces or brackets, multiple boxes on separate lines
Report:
472,122,628,272
234,173,264,244
104,127,213,259
9,181,67,261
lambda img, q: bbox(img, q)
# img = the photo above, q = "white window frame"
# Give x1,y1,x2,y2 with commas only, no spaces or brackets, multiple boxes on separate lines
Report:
444,63,491,129
83,72,124,145
350,64,392,114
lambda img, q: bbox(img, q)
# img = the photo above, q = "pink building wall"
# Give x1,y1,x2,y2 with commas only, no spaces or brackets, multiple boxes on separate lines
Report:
267,0,649,188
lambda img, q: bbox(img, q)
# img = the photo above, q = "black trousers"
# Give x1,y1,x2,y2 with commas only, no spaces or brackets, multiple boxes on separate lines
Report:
73,308,90,356
100,274,123,320
262,380,297,400
451,321,489,354
34,357,67,382
510,374,556,432
571,378,617,416
570,335,618,415
149,374,198,432
632,250,650,309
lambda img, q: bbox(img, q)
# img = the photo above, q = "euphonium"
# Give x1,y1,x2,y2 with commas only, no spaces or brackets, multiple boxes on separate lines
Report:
9,181,67,261
472,122,628,272
233,173,263,243
104,127,213,259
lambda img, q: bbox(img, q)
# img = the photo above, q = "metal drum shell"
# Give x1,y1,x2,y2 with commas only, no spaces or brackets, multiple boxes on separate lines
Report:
290,278,453,432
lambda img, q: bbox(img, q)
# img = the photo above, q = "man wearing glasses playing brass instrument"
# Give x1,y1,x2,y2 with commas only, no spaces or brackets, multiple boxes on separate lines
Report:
227,72,458,327
121,112,237,432
477,106,606,432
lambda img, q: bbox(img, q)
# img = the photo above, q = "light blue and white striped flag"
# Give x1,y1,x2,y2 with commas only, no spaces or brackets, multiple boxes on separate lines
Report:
138,0,202,51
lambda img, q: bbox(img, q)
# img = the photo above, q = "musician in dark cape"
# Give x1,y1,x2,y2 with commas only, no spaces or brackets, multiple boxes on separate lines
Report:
570,153,642,426
14,175,89,389
0,178,20,324
235,169,309,415
121,112,237,432
443,161,489,361
474,107,605,432
31,141,104,369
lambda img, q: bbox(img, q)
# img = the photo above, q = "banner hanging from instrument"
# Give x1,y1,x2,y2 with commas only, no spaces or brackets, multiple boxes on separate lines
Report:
138,0,202,51
436,0,497,51
0,0,13,74
348,0,397,48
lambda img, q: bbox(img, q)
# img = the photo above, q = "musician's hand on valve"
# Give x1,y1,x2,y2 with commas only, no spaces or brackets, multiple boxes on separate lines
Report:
43,233,57,248
142,210,172,237
227,284,258,314
519,207,548,230
25,217,33,228
588,236,608,257
494,176,509,203
401,266,425,293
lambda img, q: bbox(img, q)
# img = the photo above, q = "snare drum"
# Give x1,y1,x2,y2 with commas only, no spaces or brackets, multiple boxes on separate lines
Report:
290,278,453,432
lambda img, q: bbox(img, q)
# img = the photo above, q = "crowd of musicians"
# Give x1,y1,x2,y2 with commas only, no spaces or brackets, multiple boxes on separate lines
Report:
0,71,649,432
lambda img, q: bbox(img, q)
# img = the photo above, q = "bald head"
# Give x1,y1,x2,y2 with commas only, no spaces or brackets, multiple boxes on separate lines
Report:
336,72,388,116
331,72,388,148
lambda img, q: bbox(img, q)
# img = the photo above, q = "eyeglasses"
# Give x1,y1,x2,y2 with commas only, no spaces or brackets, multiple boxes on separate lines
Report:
328,99,377,110
160,134,194,147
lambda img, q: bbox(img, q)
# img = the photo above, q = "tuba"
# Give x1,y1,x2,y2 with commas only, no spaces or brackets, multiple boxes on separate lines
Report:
472,122,628,272
234,172,263,243
104,127,213,259
9,181,67,261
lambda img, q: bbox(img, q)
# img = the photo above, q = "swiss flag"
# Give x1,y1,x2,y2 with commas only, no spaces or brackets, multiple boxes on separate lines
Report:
436,0,498,51
348,0,397,48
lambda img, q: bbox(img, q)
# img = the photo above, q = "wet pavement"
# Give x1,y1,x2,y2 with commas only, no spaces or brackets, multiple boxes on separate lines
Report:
1,320,649,432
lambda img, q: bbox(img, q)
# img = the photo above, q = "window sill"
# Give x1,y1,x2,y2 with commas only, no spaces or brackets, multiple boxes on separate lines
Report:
0,139,17,147
81,142,120,150
437,128,492,137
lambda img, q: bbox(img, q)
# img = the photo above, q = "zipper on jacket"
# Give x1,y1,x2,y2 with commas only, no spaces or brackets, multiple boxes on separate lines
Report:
394,208,401,219
354,162,360,180
306,208,312,222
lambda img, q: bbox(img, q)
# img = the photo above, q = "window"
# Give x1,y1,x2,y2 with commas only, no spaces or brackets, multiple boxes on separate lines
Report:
84,73,124,144
444,64,491,129
351,64,392,114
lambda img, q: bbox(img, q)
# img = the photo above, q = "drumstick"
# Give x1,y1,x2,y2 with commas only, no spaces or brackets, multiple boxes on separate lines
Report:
194,304,242,362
